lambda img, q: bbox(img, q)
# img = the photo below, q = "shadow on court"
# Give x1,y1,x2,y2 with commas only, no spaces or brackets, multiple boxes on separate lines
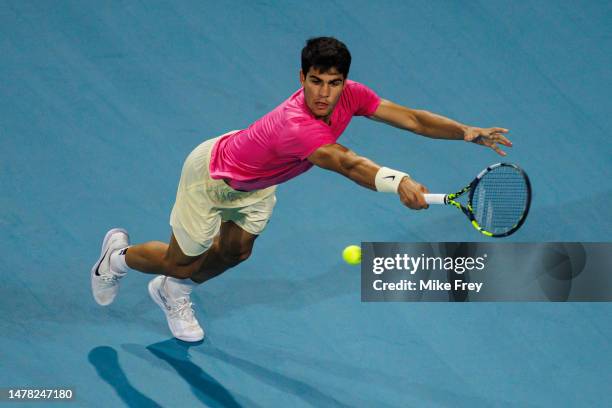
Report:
119,336,518,408
144,339,247,408
198,346,351,408
88,346,162,408
120,339,349,407
91,340,255,408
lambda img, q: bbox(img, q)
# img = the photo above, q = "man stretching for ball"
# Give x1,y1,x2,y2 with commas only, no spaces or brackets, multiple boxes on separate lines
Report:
91,37,512,342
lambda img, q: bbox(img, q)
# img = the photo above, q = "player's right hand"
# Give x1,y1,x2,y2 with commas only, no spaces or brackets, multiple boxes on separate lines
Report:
398,176,429,210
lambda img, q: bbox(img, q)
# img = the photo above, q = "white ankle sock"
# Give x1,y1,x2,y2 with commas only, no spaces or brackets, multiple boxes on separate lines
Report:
109,247,130,276
165,277,199,299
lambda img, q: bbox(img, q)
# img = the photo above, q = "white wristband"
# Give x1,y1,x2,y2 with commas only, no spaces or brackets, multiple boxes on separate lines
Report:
375,167,409,193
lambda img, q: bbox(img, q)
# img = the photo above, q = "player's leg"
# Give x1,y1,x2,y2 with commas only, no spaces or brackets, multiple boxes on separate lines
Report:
122,233,201,278
145,222,221,342
144,221,256,342
90,232,198,303
190,192,277,282
145,193,277,341
109,214,262,283
191,220,258,283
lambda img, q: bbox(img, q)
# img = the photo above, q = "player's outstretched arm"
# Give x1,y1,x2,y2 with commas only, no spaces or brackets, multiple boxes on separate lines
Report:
369,99,512,156
307,143,429,210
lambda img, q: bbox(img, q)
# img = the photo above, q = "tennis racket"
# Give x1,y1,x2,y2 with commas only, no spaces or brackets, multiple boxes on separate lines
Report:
424,163,531,237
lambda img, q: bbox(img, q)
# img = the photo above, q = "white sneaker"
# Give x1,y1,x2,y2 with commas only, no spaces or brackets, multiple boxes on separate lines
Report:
148,276,205,342
91,228,129,306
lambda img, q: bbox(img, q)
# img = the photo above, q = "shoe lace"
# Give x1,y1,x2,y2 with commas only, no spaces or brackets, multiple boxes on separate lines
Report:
99,274,118,284
169,297,196,323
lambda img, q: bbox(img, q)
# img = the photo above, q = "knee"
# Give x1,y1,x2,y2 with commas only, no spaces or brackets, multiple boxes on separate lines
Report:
219,245,252,266
162,257,197,280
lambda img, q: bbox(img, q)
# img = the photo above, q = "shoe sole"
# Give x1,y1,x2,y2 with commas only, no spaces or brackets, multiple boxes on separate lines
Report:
91,228,128,306
148,277,204,343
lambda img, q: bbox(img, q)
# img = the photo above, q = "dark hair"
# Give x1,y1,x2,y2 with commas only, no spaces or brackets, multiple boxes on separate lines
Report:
301,37,351,78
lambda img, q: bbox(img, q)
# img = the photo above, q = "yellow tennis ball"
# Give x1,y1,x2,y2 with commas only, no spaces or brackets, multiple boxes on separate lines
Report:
342,245,361,265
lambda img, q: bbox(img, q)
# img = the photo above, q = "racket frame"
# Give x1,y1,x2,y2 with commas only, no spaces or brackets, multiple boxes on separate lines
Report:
442,163,532,237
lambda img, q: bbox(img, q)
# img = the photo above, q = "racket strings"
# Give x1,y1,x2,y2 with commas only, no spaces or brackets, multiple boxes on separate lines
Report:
471,166,529,234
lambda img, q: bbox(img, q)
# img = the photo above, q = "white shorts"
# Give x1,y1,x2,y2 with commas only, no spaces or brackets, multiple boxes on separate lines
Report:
170,132,277,256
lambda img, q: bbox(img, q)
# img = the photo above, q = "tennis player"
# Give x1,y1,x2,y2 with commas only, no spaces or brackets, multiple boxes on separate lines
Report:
91,37,512,342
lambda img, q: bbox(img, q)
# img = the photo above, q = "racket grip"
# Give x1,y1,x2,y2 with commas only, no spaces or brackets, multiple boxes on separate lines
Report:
424,194,446,205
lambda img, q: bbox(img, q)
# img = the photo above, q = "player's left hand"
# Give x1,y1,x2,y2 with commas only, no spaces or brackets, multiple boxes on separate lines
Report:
463,127,512,156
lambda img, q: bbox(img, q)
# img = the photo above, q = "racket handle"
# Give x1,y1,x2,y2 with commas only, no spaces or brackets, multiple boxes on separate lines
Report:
424,194,446,205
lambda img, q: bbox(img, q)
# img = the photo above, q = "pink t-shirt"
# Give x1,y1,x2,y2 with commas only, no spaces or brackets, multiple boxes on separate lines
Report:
209,80,381,191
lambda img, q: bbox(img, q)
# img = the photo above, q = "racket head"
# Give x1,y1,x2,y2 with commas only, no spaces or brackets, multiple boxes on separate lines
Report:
466,163,532,237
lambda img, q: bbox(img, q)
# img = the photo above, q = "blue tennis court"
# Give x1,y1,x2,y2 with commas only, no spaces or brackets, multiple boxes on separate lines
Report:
1,1,610,406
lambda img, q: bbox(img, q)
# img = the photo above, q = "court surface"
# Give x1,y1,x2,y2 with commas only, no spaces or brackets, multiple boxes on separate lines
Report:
1,1,610,407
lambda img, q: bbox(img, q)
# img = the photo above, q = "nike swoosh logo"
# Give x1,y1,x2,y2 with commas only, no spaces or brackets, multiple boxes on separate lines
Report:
383,175,395,181
95,248,110,276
